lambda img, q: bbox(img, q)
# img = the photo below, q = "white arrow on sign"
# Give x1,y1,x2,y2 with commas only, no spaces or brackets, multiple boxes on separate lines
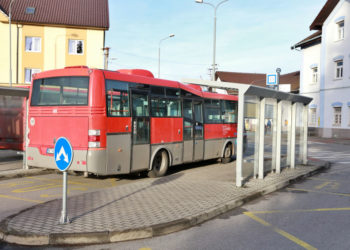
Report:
56,146,69,163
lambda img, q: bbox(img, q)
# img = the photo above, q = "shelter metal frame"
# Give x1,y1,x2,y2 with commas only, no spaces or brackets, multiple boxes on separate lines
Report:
182,79,312,187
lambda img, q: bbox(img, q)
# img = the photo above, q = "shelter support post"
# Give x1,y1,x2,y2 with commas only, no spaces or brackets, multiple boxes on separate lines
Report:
286,102,292,167
271,99,278,173
23,98,29,170
253,98,260,178
290,102,297,169
303,104,308,165
258,98,265,179
236,91,245,187
275,100,282,174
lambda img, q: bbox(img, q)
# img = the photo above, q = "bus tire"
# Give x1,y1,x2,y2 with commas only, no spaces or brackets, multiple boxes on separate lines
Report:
148,150,169,178
221,143,232,164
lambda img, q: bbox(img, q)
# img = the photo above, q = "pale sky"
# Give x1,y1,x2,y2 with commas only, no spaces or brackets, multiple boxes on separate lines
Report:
105,0,327,81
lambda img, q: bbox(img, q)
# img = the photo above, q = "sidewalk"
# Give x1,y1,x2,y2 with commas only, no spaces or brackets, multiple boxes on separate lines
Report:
0,160,329,246
0,150,51,180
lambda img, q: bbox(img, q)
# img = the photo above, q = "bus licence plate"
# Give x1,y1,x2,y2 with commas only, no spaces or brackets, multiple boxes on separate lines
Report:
46,148,54,154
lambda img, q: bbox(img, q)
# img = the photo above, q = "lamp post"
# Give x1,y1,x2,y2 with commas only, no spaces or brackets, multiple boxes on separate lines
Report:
158,34,175,78
9,0,17,87
195,0,228,81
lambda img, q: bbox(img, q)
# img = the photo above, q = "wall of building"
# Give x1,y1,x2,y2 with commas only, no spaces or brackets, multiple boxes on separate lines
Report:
0,12,18,85
86,29,104,69
0,15,105,85
321,0,350,136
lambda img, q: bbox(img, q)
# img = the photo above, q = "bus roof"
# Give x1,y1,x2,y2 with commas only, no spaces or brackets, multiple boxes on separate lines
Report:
33,67,238,101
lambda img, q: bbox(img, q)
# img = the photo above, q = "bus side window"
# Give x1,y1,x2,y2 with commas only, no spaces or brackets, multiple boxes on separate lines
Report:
105,80,130,117
222,100,237,123
204,99,221,123
151,98,181,117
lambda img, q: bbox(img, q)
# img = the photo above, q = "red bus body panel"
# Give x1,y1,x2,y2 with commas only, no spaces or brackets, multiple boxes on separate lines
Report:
107,117,132,134
204,123,237,140
151,118,183,144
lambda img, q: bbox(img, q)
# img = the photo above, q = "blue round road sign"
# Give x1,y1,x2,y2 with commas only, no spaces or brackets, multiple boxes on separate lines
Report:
54,137,73,171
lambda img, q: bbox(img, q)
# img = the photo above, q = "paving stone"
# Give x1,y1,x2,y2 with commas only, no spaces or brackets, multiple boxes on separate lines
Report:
4,163,323,237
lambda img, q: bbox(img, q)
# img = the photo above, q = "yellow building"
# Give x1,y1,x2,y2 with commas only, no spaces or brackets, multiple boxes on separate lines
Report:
0,0,109,85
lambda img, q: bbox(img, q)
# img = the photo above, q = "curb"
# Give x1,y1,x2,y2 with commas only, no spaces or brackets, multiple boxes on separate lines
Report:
0,162,330,246
0,169,54,181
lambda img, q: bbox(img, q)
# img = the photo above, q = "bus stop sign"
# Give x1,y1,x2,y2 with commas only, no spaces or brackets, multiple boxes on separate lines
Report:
54,137,73,171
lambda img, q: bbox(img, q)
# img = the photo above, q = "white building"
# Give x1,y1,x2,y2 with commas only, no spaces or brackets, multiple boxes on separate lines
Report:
293,0,350,138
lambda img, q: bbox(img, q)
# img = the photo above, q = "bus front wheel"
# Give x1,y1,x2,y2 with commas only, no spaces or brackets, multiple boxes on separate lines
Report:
148,150,169,178
221,144,232,164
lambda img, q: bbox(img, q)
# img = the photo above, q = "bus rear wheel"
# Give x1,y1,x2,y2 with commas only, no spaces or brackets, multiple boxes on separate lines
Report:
221,144,232,164
148,150,169,178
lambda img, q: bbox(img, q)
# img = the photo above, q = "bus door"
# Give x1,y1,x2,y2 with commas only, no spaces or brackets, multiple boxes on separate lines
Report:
131,90,150,172
193,101,204,161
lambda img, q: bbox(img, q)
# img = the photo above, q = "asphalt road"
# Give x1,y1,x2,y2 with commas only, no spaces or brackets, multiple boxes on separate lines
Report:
0,140,349,249
75,140,349,250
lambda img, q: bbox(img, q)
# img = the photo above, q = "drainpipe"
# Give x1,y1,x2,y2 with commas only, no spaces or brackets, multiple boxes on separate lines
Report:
16,24,19,84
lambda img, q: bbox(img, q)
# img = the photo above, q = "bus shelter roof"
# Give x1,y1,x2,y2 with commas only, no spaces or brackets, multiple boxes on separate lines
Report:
0,86,29,98
182,78,312,105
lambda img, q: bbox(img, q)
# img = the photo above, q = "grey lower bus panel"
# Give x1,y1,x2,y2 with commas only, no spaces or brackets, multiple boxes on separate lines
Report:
132,144,150,172
183,140,193,163
151,142,183,167
194,139,204,161
27,138,234,176
204,139,223,160
26,146,88,172
106,134,131,174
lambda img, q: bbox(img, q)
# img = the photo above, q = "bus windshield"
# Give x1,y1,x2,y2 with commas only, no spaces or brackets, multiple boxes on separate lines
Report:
31,76,89,106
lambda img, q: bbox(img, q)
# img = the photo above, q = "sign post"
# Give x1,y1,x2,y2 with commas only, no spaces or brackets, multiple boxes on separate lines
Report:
266,74,277,90
54,137,73,224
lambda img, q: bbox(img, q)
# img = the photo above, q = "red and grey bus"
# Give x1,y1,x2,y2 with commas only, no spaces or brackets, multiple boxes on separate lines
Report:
27,67,238,177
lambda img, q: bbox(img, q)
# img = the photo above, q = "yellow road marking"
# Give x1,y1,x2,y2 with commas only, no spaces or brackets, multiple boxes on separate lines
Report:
0,181,35,188
249,207,350,214
26,176,117,188
244,212,317,250
330,182,339,190
40,194,62,198
0,194,44,204
309,177,344,184
12,184,62,193
287,188,350,197
139,248,152,250
314,181,331,190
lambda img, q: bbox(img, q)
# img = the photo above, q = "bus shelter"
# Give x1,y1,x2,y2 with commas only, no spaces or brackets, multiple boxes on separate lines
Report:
0,86,29,168
182,79,312,187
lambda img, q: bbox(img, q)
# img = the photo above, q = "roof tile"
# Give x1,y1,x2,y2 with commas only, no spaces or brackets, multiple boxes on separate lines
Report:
0,0,109,29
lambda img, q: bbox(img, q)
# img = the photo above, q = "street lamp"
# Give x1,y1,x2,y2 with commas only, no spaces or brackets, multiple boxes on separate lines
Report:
195,0,229,81
158,34,175,78
9,0,17,87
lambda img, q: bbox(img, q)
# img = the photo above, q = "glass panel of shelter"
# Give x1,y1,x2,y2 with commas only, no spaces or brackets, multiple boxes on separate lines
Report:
295,102,304,164
281,101,292,169
243,95,260,181
264,98,277,173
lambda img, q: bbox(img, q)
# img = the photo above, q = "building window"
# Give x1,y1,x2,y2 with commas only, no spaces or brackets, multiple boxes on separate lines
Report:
312,67,318,83
309,108,316,126
337,21,344,40
25,37,41,52
335,60,343,79
25,68,41,83
68,40,84,55
333,107,342,126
